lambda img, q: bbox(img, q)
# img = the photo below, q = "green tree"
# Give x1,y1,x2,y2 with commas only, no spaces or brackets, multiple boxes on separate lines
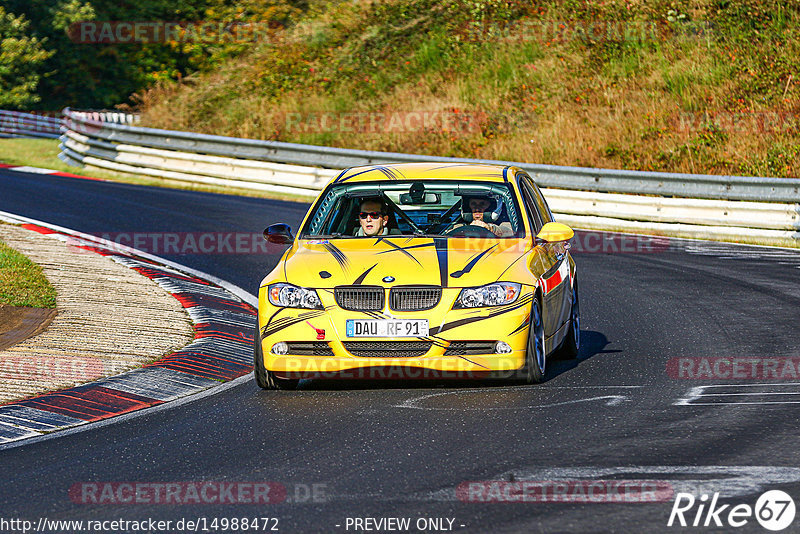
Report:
0,0,311,110
0,6,53,108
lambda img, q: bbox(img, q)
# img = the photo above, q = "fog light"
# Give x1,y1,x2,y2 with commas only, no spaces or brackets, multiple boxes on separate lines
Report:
271,342,289,355
495,341,512,354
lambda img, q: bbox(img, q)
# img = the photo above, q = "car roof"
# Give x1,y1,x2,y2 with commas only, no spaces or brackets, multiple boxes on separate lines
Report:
331,163,518,184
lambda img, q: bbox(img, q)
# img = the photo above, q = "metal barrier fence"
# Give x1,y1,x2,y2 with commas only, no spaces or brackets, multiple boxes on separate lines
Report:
9,107,800,244
0,110,61,139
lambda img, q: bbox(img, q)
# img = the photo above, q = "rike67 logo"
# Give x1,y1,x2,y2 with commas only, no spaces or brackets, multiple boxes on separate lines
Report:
668,490,796,531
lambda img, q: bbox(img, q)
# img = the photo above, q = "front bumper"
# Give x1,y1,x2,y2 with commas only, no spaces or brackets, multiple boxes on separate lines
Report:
258,287,534,379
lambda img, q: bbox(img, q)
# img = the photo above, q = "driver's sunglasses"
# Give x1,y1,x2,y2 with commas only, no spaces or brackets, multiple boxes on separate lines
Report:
358,211,384,219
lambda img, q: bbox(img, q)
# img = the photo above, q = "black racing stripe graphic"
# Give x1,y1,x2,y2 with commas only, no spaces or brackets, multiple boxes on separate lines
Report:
496,247,531,281
323,242,349,271
374,238,424,266
426,163,479,171
335,167,373,183
264,316,297,332
456,355,490,369
429,294,534,335
508,315,530,336
353,263,378,285
434,238,449,288
332,168,350,183
263,310,325,337
376,243,435,254
262,307,289,338
427,338,449,349
375,239,435,253
265,308,306,329
262,306,300,338
339,165,403,182
378,165,405,180
450,245,498,278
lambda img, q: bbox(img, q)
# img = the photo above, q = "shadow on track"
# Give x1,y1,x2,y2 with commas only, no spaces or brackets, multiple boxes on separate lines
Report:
546,329,620,381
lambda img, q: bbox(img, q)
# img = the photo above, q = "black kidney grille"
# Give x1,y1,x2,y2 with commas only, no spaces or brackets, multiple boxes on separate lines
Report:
343,341,432,358
335,286,384,311
389,286,442,311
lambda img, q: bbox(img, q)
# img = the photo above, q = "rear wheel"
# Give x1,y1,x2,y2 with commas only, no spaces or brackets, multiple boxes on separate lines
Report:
523,298,546,384
554,279,580,360
253,324,298,390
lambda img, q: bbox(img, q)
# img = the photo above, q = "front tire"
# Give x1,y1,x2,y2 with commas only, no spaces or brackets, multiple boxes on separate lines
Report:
523,298,546,384
254,324,298,390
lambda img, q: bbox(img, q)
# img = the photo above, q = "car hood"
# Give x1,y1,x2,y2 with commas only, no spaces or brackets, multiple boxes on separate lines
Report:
280,237,532,288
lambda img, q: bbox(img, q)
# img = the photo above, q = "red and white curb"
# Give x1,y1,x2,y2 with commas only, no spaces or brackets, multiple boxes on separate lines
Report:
0,162,101,181
0,210,258,447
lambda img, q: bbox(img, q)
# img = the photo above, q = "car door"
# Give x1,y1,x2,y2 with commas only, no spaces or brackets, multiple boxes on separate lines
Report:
517,173,572,339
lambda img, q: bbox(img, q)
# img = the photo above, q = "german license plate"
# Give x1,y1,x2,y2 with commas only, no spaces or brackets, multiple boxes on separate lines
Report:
345,319,429,338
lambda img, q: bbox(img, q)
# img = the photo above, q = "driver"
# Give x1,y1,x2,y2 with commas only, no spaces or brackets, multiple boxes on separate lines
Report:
459,196,513,237
356,197,390,236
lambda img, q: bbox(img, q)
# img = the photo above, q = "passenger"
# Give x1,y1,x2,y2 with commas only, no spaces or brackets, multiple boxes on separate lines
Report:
460,196,514,237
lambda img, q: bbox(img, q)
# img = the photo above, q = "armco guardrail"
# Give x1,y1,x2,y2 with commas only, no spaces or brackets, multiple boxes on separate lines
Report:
57,108,799,243
0,110,61,139
61,108,800,203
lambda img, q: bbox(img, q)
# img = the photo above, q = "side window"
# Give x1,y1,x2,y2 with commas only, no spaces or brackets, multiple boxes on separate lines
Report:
529,179,555,224
517,173,543,233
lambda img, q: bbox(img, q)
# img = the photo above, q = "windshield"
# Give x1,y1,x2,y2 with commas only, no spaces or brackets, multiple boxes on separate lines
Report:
301,180,524,239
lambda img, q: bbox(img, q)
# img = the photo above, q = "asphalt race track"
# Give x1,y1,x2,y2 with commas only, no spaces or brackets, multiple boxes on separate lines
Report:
2,168,800,533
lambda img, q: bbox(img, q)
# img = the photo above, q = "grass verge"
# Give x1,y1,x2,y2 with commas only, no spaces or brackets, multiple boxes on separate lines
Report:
0,232,57,308
137,0,800,179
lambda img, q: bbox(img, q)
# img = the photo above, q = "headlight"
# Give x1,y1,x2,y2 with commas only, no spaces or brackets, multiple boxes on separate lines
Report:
268,283,322,309
455,282,521,308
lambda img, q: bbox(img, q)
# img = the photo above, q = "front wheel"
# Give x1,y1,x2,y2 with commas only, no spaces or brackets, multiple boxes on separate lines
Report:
253,324,299,390
523,298,546,384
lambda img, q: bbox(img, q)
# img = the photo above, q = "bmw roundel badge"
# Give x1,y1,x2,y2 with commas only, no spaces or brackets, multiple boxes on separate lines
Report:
382,276,395,283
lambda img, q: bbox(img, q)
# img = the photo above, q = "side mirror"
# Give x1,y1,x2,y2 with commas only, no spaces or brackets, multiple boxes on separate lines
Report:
264,223,294,245
535,222,574,245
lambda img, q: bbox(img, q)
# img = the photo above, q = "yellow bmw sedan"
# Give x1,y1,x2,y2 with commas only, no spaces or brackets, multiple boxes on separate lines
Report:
255,163,579,389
